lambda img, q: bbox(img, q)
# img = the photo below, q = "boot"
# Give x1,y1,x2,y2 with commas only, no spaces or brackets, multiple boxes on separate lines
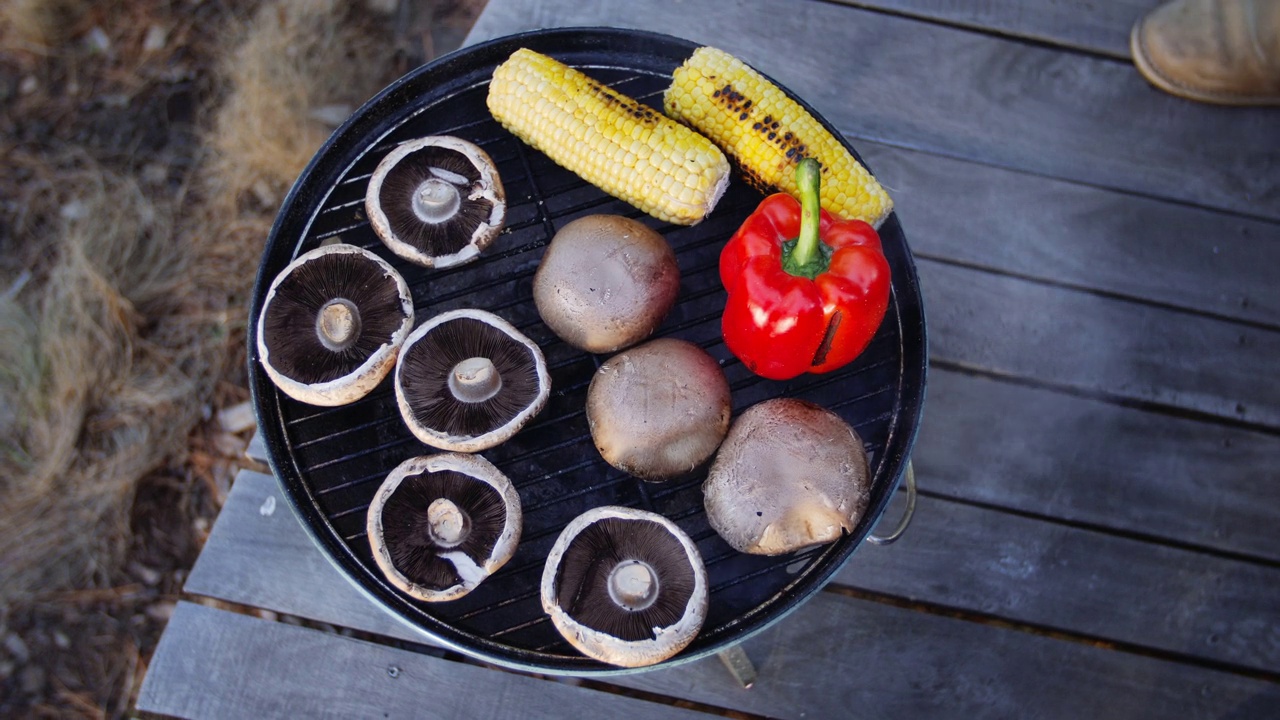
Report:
1131,0,1280,105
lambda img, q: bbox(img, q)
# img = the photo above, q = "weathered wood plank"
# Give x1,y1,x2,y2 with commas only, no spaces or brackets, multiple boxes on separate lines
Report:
830,0,1160,58
635,594,1280,720
136,602,718,720
916,368,1280,562
197,471,1280,686
838,493,1280,675
245,429,267,464
858,141,1280,328
922,258,1280,427
187,471,441,646
179,474,1280,719
237,368,1280,584
467,0,1280,221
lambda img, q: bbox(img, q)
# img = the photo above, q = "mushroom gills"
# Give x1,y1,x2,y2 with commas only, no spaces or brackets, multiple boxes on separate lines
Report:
380,469,508,591
379,144,494,258
555,517,696,642
398,317,542,438
261,250,408,384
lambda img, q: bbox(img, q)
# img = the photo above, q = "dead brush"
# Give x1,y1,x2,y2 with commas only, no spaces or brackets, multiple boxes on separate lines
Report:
0,156,202,601
0,0,93,49
0,0,400,602
205,0,398,229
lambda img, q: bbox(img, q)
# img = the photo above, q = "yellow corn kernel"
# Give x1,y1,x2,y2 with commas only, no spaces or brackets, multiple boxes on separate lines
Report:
665,46,893,228
487,48,730,225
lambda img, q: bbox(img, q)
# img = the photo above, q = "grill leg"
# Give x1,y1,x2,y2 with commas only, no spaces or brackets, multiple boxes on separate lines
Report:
716,644,757,688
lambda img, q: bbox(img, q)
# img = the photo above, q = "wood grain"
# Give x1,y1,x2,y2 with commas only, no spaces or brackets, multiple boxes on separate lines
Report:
857,141,1280,328
914,369,1280,563
136,602,718,720
467,0,1280,221
921,258,1280,427
828,0,1162,58
194,471,1280,691
838,493,1280,674
185,470,441,647
173,480,1280,720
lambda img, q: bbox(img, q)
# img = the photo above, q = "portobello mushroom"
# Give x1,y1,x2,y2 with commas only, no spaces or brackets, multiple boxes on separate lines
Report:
586,338,731,481
395,308,550,452
366,135,506,268
703,398,871,555
256,243,413,406
533,214,679,354
541,506,708,667
367,453,522,602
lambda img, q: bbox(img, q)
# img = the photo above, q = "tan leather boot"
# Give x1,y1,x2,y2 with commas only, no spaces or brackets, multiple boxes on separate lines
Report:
1131,0,1280,105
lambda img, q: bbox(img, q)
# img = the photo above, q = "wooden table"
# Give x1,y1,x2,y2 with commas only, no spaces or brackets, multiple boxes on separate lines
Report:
136,1,1280,717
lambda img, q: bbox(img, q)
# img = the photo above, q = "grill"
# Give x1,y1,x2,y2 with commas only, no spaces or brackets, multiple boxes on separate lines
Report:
248,28,927,675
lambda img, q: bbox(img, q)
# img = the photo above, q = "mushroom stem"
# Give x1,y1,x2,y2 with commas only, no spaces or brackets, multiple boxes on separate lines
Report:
412,177,462,224
608,560,658,611
316,299,361,351
448,356,503,403
426,497,469,547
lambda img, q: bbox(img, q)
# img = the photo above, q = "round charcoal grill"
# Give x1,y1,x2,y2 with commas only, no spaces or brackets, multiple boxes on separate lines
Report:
248,28,927,675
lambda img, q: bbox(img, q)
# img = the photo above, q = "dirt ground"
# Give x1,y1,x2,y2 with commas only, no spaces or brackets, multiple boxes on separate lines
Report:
0,1,486,716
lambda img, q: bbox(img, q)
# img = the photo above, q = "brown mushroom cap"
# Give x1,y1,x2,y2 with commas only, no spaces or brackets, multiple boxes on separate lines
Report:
532,214,679,354
703,398,871,555
365,135,506,269
541,506,708,668
256,243,414,406
367,453,522,602
395,308,550,452
586,338,731,481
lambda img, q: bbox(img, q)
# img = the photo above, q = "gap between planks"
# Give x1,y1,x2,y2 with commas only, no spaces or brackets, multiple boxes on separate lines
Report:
466,0,1280,222
179,472,1280,720
200,469,1280,679
819,0,1157,59
136,602,735,720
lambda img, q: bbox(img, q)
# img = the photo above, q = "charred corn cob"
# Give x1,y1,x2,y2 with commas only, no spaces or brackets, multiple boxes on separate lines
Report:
487,48,730,225
664,46,893,228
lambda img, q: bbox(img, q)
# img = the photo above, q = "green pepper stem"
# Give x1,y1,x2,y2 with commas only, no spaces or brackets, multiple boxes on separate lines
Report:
791,158,822,270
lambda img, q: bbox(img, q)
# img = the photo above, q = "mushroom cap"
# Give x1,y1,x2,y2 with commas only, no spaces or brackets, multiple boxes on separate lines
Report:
367,453,522,602
395,308,550,452
532,214,679,354
704,398,871,555
365,135,506,269
256,243,414,406
541,506,708,668
586,338,731,481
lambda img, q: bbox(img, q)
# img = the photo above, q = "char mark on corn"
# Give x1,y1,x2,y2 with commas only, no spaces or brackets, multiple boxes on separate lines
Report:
486,48,730,226
664,46,893,228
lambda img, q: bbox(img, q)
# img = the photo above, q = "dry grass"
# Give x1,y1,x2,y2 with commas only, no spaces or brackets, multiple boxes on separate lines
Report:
1,0,399,604
0,154,200,599
207,0,398,218
0,0,91,48
1,0,415,714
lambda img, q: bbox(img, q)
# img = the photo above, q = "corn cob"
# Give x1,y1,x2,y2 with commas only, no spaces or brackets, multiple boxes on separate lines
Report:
487,48,730,226
664,46,893,228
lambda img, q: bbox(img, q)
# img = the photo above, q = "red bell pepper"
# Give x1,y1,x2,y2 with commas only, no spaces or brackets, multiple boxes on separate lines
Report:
719,158,891,380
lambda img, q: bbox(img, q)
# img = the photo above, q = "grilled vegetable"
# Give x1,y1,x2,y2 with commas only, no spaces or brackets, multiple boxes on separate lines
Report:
665,46,893,228
719,158,890,380
487,48,731,225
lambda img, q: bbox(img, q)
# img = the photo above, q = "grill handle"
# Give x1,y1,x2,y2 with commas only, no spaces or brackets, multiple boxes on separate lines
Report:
866,460,917,546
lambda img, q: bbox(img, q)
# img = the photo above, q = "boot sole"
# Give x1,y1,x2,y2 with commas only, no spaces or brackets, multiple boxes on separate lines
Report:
1130,18,1280,106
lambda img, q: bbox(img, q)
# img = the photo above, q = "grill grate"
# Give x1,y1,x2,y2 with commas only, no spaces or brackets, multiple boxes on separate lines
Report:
249,29,926,674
